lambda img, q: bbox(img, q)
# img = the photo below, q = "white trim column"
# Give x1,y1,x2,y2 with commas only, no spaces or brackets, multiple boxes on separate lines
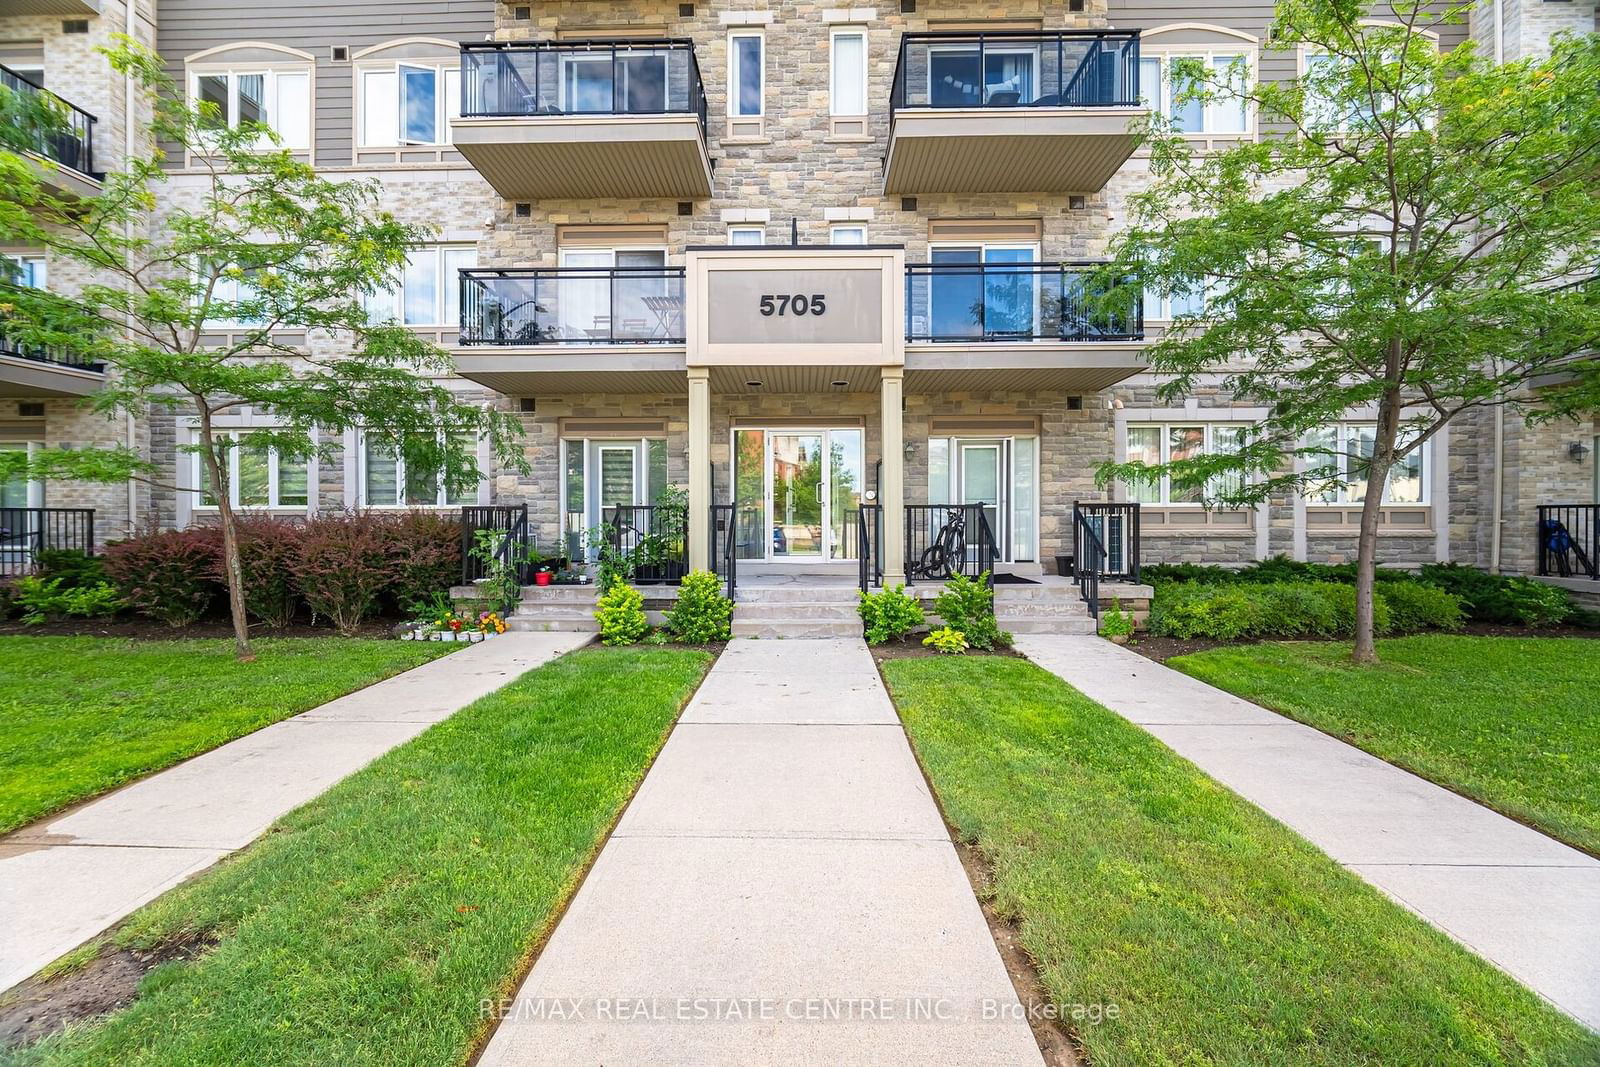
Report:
880,367,906,585
688,367,712,572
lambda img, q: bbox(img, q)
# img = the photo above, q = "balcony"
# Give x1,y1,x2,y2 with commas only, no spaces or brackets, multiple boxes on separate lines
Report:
903,261,1147,391
885,31,1145,195
451,40,712,200
453,266,689,394
0,331,105,397
0,64,101,198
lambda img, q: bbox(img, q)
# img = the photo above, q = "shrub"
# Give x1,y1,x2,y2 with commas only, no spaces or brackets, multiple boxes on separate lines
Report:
105,528,220,627
665,569,733,643
932,572,1011,650
923,626,968,654
13,576,123,624
1141,561,1237,585
1099,598,1134,639
596,583,649,645
857,584,925,645
387,511,463,608
1149,581,1406,640
292,514,392,634
1145,555,1414,587
1256,581,1342,638
1148,583,1265,639
34,549,109,589
1380,581,1465,633
1419,564,1573,626
1325,583,1392,637
225,517,302,629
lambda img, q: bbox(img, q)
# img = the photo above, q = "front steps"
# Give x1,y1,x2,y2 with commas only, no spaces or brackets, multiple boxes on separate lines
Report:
492,577,1101,637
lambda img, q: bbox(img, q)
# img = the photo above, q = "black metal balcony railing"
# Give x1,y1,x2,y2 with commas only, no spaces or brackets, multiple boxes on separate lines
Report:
459,267,687,345
0,507,95,578
1,319,106,373
905,262,1144,342
0,64,99,179
891,30,1140,117
1537,504,1598,581
459,39,707,132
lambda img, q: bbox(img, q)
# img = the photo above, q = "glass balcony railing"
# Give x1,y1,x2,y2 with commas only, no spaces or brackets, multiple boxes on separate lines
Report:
459,267,687,345
905,262,1144,342
891,30,1141,115
459,39,706,131
0,63,99,179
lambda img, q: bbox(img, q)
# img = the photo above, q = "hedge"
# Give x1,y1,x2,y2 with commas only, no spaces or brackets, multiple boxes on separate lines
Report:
1146,580,1469,640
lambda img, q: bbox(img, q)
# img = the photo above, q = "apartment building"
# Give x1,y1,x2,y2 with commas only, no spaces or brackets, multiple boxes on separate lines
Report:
2,0,1596,591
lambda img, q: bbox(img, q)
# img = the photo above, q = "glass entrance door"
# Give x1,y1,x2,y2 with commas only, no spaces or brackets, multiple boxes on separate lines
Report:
731,428,864,562
958,440,1004,557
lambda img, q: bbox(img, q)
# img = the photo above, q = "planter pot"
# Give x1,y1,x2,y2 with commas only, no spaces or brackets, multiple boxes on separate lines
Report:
1107,633,1129,645
1056,554,1075,577
533,572,552,587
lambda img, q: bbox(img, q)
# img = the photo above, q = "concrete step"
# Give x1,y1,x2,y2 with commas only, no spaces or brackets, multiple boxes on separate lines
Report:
734,587,861,604
507,616,600,632
1003,618,1099,635
733,602,862,622
732,619,864,639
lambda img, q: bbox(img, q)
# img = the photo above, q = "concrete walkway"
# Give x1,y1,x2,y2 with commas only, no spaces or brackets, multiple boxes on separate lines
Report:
478,637,1042,1066
0,632,588,994
1017,635,1600,1032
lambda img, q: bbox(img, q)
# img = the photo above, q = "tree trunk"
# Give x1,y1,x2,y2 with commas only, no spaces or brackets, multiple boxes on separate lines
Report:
1352,388,1402,664
199,416,254,661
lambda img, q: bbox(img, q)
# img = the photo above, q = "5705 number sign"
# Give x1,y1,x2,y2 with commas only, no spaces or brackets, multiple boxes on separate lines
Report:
758,293,827,317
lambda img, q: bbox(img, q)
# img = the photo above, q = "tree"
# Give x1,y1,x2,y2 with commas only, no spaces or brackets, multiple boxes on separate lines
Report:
0,40,524,660
1097,0,1600,662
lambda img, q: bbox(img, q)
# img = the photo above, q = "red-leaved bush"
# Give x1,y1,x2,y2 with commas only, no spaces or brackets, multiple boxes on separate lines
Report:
224,517,304,629
105,528,222,627
386,510,463,611
291,513,394,634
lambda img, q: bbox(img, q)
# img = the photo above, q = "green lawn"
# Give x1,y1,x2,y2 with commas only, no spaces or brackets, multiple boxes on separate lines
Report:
1169,636,1600,856
0,636,453,834
12,645,711,1066
882,656,1599,1066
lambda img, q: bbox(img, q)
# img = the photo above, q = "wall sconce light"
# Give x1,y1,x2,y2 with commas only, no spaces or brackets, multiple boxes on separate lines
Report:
1569,441,1592,462
903,441,918,458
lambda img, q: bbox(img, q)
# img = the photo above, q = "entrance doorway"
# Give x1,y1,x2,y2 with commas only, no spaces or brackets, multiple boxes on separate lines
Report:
731,427,865,563
928,434,1038,563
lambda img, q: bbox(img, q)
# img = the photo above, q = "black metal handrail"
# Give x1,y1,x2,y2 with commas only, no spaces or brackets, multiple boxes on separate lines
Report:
891,30,1140,120
905,504,996,585
710,502,737,600
605,503,688,585
906,262,1143,342
1537,504,1598,580
0,329,106,372
1073,501,1140,581
855,503,883,593
1072,503,1106,618
0,64,99,179
0,507,95,578
461,504,529,583
459,267,687,346
459,39,707,133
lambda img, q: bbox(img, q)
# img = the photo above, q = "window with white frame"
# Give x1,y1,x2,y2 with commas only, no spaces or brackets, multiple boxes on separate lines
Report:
364,245,477,327
359,60,460,147
729,32,764,117
3,254,46,289
191,67,311,150
1138,52,1250,135
358,430,479,507
1144,277,1210,320
830,224,867,245
728,226,765,246
198,259,266,328
1123,422,1250,504
1305,423,1428,505
830,28,867,117
192,431,310,509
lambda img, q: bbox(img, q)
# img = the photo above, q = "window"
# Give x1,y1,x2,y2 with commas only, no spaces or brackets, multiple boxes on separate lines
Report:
359,431,479,507
364,245,477,327
728,226,765,246
561,437,670,559
192,432,310,509
927,42,1039,106
1305,423,1427,505
830,224,867,245
1139,53,1250,135
553,245,670,340
3,254,46,289
1,442,42,509
191,68,311,150
927,241,1041,339
830,29,867,116
360,61,460,147
1145,279,1209,320
199,260,266,328
730,32,764,117
1123,422,1251,504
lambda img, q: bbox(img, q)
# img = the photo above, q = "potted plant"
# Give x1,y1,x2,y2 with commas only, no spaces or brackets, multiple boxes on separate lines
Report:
527,545,550,586
1100,598,1134,645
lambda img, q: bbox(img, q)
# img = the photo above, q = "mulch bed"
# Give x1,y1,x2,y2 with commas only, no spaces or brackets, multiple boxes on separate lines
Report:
869,640,1025,662
0,618,403,640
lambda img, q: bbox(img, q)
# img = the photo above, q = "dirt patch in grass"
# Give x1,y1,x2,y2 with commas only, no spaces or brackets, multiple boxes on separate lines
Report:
0,931,217,1052
869,641,1025,663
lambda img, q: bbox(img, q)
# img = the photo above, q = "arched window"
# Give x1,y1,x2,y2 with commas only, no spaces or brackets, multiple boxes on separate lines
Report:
184,43,315,160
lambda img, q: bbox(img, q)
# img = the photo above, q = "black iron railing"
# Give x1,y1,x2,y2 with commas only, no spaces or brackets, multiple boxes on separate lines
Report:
460,504,529,583
459,39,707,132
906,262,1143,342
459,267,687,345
0,64,99,179
905,504,997,585
605,504,688,585
891,30,1140,118
0,507,95,578
855,503,883,593
1073,501,1140,581
710,502,737,600
1072,504,1106,618
1537,504,1598,580
0,328,106,373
